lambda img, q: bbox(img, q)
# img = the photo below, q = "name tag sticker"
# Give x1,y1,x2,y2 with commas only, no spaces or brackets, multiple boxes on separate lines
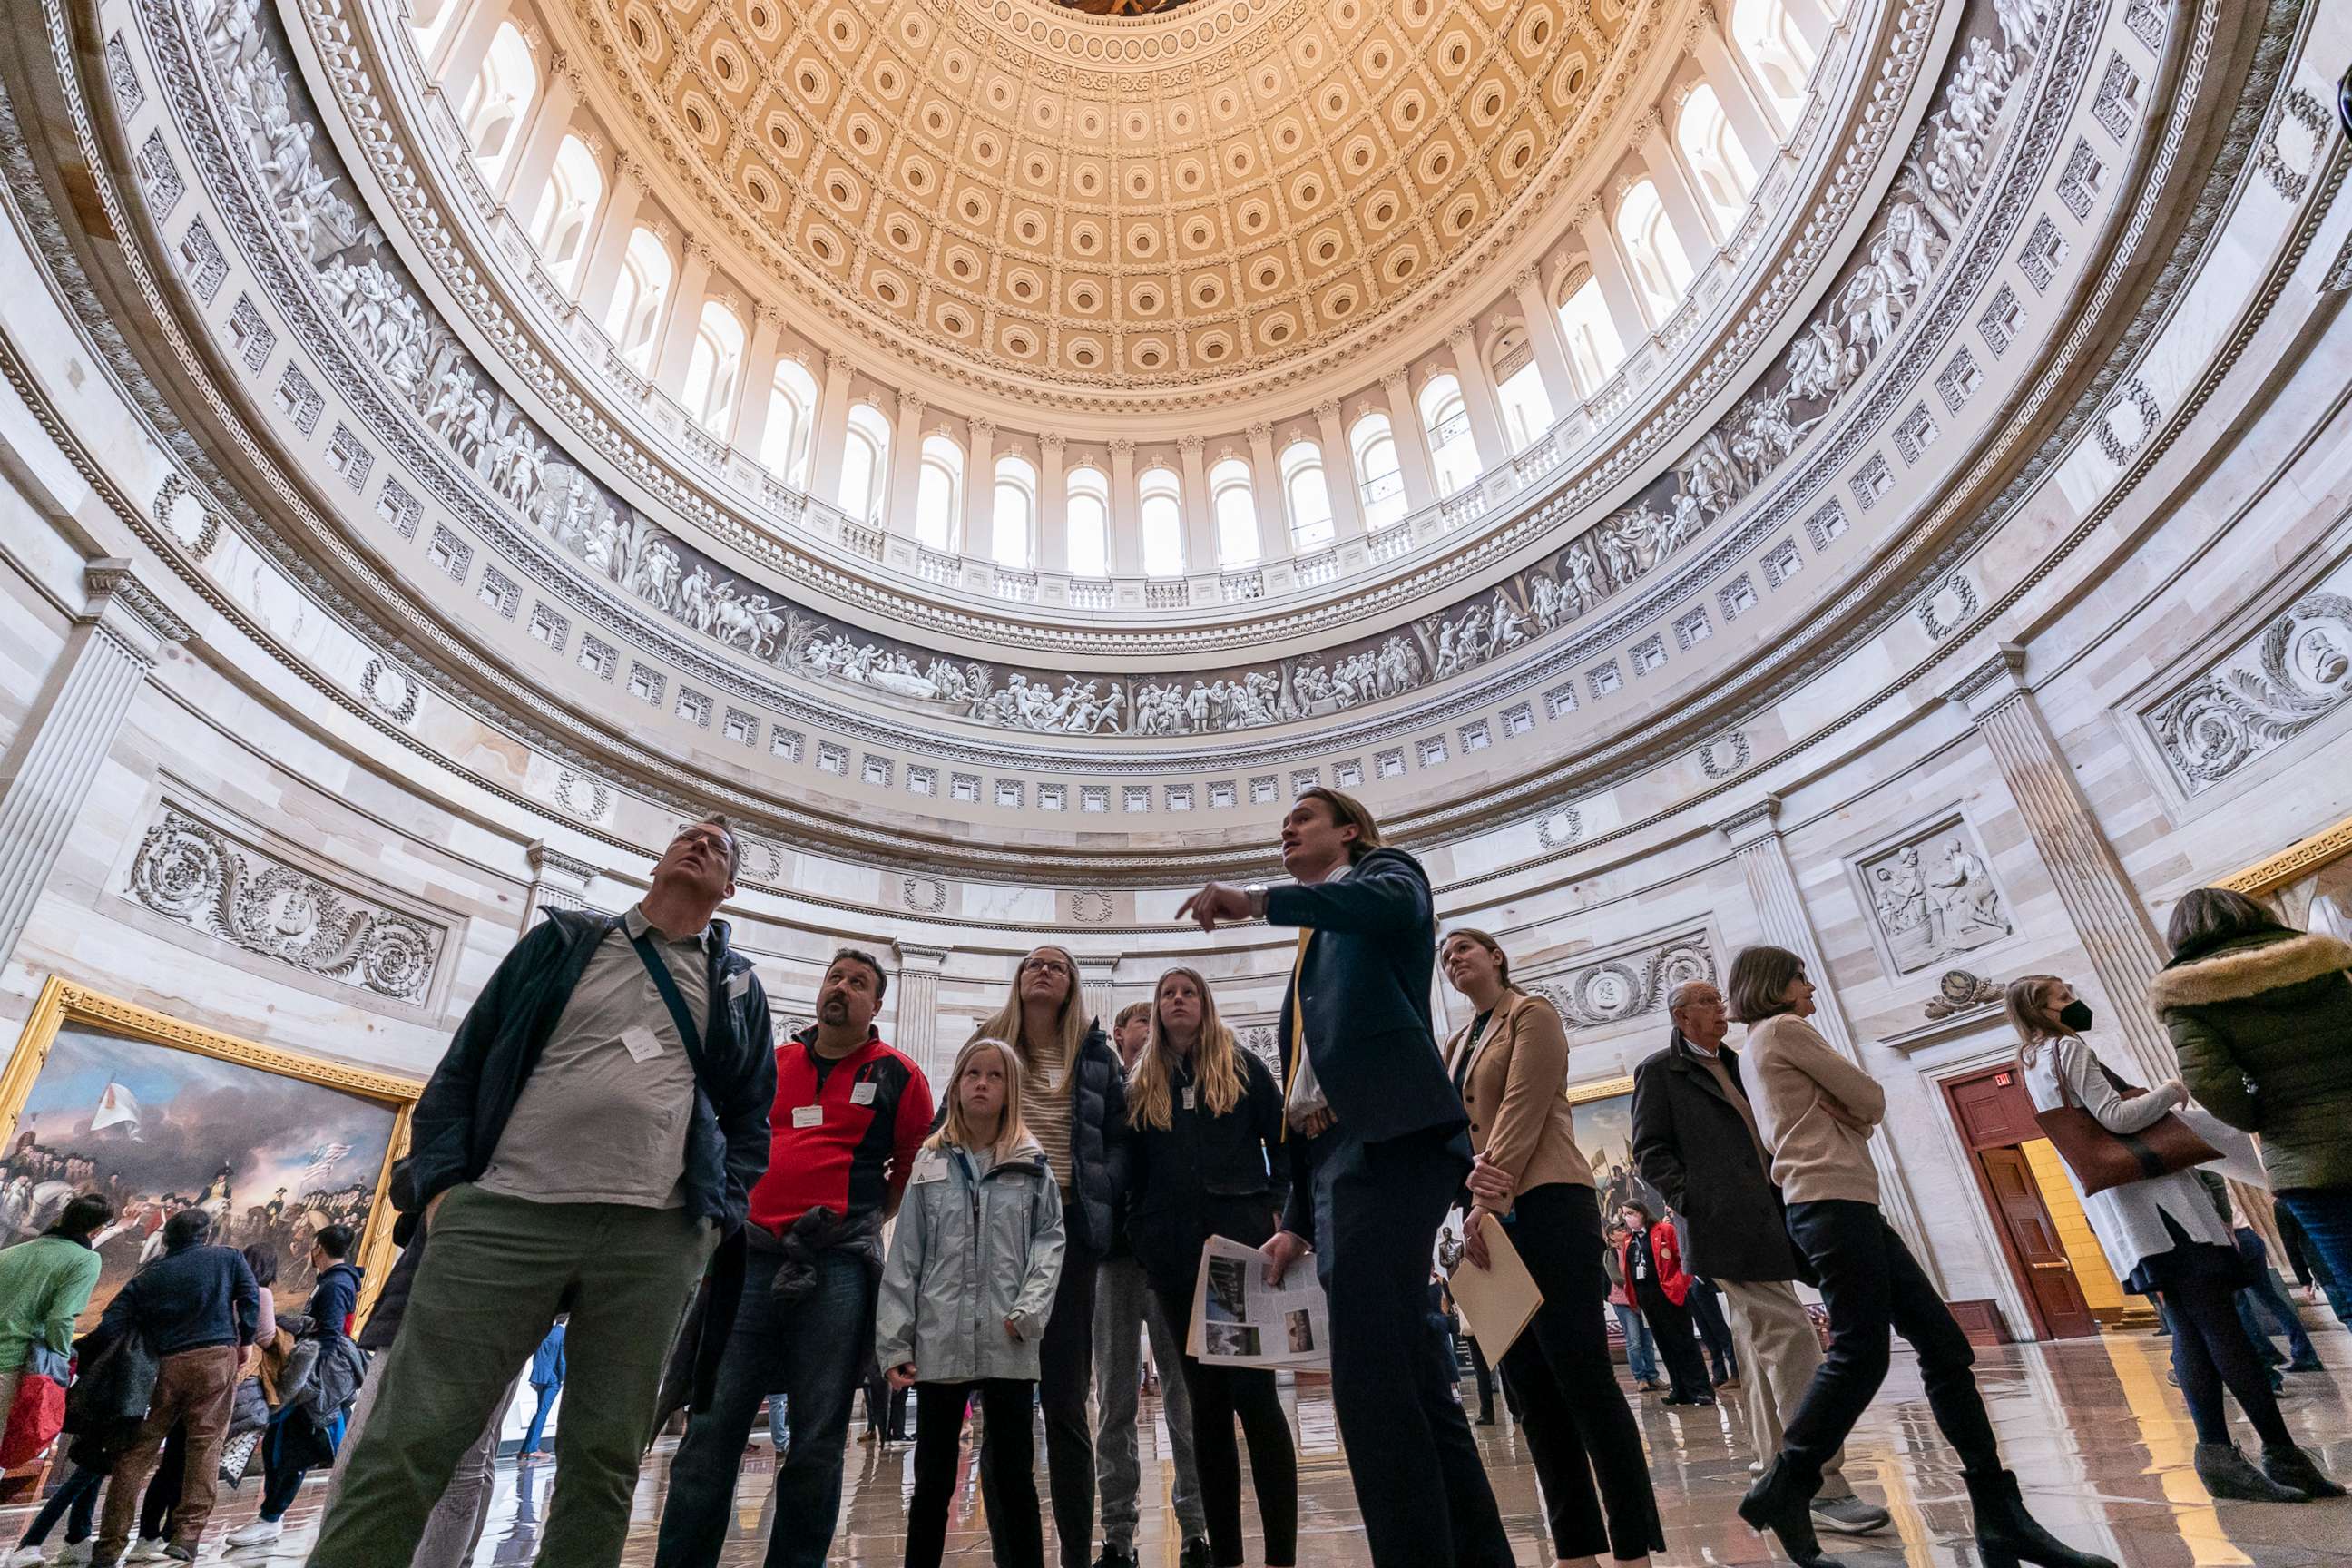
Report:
849,1081,878,1106
909,1157,947,1184
727,970,751,1000
791,1105,824,1129
1182,1086,1197,1111
620,1025,664,1063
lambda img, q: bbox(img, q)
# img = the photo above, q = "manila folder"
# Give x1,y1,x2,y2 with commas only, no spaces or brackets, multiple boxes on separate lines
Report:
1447,1210,1544,1361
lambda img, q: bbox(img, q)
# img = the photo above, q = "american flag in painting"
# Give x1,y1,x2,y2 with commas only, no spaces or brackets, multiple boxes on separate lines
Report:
300,1142,351,1186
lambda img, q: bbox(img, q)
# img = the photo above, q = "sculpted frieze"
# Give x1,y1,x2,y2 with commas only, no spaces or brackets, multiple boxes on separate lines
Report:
170,0,2057,747
1524,931,1717,1030
2146,575,2352,796
1849,815,2014,976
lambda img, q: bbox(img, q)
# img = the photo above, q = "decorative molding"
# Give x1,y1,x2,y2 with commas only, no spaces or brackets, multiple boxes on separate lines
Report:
1524,929,1716,1029
2144,575,2352,796
1924,967,2006,1019
1847,813,2014,976
84,560,193,646
123,803,445,1004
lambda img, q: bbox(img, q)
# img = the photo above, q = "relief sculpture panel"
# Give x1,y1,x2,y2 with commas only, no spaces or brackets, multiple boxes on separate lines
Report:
1524,931,1716,1030
2144,564,2352,795
1850,816,2013,975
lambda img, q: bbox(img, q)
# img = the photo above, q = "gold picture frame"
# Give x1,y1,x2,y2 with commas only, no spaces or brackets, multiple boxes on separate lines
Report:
0,977,422,1329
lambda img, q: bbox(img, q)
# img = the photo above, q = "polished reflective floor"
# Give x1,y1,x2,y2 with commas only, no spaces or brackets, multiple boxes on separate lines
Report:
10,1327,2346,1563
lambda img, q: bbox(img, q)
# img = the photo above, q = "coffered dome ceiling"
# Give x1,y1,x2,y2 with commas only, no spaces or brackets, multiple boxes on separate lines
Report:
581,0,1633,398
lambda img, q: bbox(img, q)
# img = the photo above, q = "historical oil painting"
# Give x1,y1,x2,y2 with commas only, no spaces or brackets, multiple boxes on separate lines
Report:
0,981,418,1328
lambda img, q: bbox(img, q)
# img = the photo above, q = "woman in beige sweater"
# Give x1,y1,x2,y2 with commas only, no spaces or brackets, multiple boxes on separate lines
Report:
1730,946,2111,1568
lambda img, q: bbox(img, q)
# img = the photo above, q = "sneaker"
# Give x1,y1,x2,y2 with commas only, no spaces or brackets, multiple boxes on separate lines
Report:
224,1521,282,1548
1811,1495,1893,1534
122,1547,166,1565
6,1548,46,1567
51,1544,93,1566
2286,1356,2326,1373
1091,1549,1140,1568
160,1553,193,1565
1178,1540,1213,1568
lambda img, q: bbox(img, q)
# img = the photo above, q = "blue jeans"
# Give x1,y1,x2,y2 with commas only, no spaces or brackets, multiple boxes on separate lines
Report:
2233,1228,2318,1365
522,1383,558,1455
1612,1304,1658,1384
19,1463,104,1547
652,1246,875,1568
2277,1190,2352,1340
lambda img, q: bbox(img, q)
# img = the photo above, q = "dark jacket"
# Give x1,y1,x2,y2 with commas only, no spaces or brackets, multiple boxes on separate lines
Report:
357,1233,422,1353
1630,1030,1806,1283
305,1261,362,1340
2151,928,2352,1192
62,1318,159,1461
1126,1047,1291,1298
390,907,778,1230
1266,847,1467,1239
100,1242,260,1357
1058,1022,1132,1257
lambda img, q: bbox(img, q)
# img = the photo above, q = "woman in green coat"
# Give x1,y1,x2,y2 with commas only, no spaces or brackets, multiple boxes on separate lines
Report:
2151,887,2352,1308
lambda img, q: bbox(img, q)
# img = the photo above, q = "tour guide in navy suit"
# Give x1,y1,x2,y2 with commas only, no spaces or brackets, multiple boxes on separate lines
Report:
1179,787,1513,1568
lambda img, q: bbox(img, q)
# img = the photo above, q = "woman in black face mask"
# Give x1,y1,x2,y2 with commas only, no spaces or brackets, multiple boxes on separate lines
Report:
2007,976,2341,1504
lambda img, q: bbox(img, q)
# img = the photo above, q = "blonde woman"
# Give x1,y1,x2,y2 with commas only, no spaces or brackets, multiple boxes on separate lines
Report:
2008,975,2337,1503
1124,968,1295,1568
877,1038,1066,1568
968,946,1130,1568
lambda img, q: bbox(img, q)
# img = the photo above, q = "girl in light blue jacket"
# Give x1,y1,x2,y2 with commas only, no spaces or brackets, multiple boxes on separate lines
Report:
877,1036,1064,1568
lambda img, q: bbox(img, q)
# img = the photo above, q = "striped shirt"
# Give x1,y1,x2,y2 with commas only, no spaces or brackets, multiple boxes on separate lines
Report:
1019,1031,1074,1193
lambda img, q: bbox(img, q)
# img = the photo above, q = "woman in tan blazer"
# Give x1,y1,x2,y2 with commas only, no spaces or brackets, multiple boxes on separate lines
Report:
1443,929,1661,1568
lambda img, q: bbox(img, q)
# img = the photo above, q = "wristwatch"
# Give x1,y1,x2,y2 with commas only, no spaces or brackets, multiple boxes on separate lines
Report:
1243,882,1269,918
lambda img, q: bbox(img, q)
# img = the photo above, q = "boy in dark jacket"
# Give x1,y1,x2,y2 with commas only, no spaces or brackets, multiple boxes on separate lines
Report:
225,1225,363,1547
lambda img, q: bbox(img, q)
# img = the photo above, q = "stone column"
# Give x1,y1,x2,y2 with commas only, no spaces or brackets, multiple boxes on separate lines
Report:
884,394,926,539
1107,438,1140,574
1038,435,1069,572
729,306,784,459
1446,325,1511,466
1313,401,1367,544
892,942,950,1084
1512,265,1583,414
1945,646,2178,1085
1639,108,1725,252
493,54,578,211
1380,370,1439,512
573,158,644,323
521,841,599,928
1077,955,1121,1033
964,416,997,563
1177,435,1216,573
1689,6,1786,166
1574,196,1658,340
428,0,505,97
1246,422,1291,563
0,562,190,970
651,242,714,394
807,350,855,505
1717,796,1939,1281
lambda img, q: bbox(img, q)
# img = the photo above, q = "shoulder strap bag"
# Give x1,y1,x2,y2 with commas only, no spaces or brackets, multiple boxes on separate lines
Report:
2032,1049,2220,1197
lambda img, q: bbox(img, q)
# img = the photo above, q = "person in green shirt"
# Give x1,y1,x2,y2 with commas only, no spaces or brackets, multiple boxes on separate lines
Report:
0,1193,114,1418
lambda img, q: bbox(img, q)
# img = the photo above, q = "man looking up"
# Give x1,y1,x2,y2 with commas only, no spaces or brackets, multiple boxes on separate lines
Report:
1093,1003,1209,1568
312,816,777,1568
1178,789,1511,1568
656,948,933,1568
1626,981,1892,1539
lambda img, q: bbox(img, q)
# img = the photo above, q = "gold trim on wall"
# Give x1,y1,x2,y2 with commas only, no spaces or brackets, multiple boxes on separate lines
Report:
1565,1074,1636,1106
1,977,423,1329
2216,812,2352,897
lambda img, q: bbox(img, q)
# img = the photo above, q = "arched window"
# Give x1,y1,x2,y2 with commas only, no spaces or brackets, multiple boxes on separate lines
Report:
460,23,536,181
1615,181,1696,319
1418,374,1480,498
1493,336,1554,451
1210,458,1259,568
681,301,746,435
1280,441,1336,553
914,435,965,551
1350,413,1407,532
1676,85,1760,231
1732,0,1818,130
760,358,818,485
1138,467,1185,578
1557,274,1628,387
993,456,1039,570
603,228,671,372
1066,466,1111,578
838,403,890,524
527,137,603,291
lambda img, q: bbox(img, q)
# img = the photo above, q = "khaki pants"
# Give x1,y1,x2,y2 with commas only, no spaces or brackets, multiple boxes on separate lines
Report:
98,1344,240,1555
1716,1278,1855,1500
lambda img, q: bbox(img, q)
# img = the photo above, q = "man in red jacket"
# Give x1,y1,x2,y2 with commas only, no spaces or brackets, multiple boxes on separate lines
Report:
654,949,933,1568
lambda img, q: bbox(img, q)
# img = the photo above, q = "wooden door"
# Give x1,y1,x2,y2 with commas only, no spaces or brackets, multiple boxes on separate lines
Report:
1976,1145,2099,1339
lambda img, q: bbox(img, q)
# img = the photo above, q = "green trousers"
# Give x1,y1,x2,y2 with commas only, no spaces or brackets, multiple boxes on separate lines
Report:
309,1183,715,1568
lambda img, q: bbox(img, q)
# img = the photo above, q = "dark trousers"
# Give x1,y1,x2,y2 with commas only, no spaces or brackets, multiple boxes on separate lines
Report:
2162,1270,2291,1448
864,1371,908,1438
1465,1338,1495,1419
18,1464,105,1548
2232,1229,2318,1364
2278,1188,2352,1327
907,1380,1041,1568
1497,1185,1662,1563
1779,1200,1998,1481
259,1409,310,1521
141,1421,186,1540
980,1236,1098,1568
1632,1282,1710,1402
1690,1281,1739,1382
1152,1288,1298,1567
1308,1124,1511,1568
655,1244,875,1568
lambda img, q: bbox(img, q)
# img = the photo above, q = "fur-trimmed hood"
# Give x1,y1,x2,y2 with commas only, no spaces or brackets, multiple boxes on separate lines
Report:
2148,930,2352,1012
